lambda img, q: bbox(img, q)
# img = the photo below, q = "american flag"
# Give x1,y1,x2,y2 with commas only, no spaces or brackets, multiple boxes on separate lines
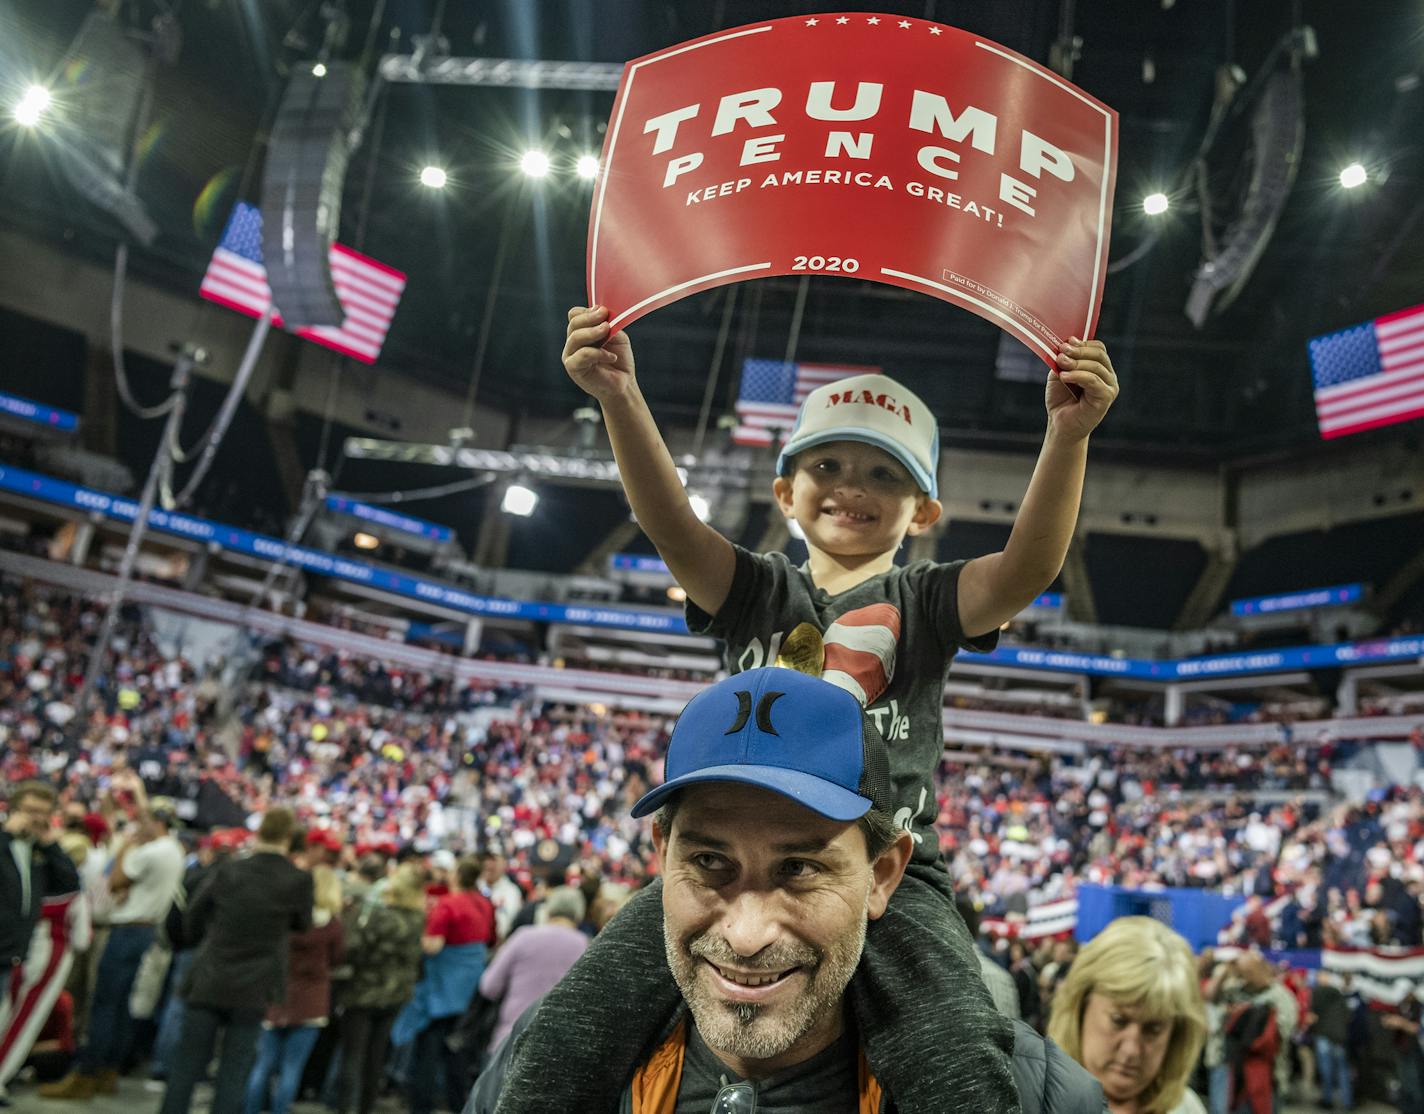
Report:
200,202,406,365
732,359,878,447
1309,303,1424,439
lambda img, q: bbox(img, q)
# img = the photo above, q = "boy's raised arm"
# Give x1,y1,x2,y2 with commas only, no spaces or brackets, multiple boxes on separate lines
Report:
563,306,736,618
957,338,1119,638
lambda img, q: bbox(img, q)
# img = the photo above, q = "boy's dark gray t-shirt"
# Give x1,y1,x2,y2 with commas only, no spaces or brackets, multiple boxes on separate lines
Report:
686,543,998,867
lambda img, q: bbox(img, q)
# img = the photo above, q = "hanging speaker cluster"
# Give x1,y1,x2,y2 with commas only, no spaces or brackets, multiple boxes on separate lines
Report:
1184,69,1304,328
260,62,367,329
50,10,160,245
1184,26,1316,329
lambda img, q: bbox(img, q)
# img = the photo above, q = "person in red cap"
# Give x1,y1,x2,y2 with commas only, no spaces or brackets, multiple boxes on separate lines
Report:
297,828,341,872
79,814,108,850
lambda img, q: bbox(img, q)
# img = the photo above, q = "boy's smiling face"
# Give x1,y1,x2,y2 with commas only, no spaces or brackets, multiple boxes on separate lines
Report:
773,440,942,561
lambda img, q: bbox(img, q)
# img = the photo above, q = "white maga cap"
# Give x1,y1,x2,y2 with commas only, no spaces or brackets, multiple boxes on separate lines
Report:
776,373,939,497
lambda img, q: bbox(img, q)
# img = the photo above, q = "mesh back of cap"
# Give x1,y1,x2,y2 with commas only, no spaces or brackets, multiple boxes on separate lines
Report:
857,715,895,815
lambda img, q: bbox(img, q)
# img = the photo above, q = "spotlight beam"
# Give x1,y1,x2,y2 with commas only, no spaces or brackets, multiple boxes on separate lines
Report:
13,84,51,127
1338,163,1367,189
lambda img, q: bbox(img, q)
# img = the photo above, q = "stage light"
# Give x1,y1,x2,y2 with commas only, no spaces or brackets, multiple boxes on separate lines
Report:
502,483,538,516
1338,162,1367,189
576,155,600,180
666,585,687,603
353,532,380,550
688,493,711,522
520,150,551,178
419,165,448,189
312,63,328,78
1143,191,1169,215
13,85,51,128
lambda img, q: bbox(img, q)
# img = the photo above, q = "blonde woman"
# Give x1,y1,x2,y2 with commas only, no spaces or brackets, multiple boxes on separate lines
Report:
1048,918,1207,1114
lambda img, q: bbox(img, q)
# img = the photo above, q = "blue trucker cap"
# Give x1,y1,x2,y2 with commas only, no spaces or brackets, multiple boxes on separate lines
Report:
631,667,894,822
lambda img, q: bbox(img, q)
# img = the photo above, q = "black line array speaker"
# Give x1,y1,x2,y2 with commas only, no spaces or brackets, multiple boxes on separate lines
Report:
260,62,366,328
52,10,159,244
1185,68,1304,328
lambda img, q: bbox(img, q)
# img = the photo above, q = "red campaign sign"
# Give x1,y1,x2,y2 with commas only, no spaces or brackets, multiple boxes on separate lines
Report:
588,12,1118,365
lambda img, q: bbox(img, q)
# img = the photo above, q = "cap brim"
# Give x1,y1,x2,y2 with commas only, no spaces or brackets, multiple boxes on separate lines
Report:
778,426,936,498
631,763,872,822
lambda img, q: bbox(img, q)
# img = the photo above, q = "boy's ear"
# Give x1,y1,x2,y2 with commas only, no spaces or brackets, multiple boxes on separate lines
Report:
906,496,943,536
772,475,795,515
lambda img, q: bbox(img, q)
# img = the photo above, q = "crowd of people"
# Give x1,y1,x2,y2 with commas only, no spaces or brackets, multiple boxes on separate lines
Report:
4,574,1422,922
7,577,1415,907
4,573,1424,1109
938,744,1424,942
0,773,598,1112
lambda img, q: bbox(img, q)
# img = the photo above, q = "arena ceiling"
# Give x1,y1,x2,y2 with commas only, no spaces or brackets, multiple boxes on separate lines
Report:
3,0,1423,464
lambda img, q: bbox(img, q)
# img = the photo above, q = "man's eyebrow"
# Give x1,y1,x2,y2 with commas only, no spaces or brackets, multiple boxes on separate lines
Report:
675,832,841,857
676,830,730,851
770,837,838,855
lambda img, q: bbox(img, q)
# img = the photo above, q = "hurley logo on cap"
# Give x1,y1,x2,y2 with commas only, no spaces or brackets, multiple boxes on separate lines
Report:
725,689,785,735
824,388,914,425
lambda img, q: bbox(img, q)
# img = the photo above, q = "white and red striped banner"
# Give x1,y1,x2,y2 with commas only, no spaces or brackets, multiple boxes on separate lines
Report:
982,896,1079,940
1321,945,1424,1005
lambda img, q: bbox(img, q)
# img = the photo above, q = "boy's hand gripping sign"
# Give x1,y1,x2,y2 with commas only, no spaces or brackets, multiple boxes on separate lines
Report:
588,13,1118,365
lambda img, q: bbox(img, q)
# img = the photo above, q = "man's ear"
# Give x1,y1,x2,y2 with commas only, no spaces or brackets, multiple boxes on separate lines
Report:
772,474,795,518
867,832,913,920
906,496,943,536
651,821,669,872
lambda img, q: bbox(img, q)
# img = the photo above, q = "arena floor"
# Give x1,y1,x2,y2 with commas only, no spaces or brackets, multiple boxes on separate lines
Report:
4,1078,408,1112
0,1078,1401,1114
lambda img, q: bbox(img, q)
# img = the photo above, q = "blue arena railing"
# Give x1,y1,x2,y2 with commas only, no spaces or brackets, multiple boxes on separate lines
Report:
3,461,1423,679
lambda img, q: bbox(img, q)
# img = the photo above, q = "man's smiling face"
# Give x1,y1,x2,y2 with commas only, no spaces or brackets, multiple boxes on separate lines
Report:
654,783,906,1079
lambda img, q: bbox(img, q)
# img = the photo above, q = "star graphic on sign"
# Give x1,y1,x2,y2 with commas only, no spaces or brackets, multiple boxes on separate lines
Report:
836,16,850,24
805,17,819,25
866,16,880,24
898,20,912,28
928,25,943,34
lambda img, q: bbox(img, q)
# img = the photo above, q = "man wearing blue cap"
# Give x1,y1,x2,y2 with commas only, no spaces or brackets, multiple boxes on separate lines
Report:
468,669,1103,1114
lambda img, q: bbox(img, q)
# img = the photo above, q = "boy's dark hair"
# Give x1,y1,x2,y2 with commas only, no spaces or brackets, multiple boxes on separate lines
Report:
654,789,902,861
